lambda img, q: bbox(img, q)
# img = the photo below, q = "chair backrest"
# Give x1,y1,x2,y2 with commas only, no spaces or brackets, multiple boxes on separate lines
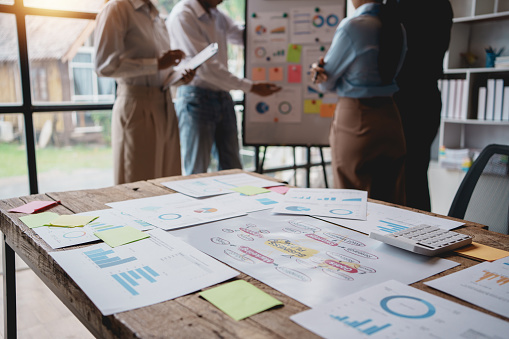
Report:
448,144,509,234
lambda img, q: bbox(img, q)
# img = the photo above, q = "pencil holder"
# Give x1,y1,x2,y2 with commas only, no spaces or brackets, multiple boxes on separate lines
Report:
486,52,496,68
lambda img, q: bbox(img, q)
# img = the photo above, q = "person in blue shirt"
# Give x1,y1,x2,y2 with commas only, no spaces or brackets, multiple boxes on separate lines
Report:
311,0,407,205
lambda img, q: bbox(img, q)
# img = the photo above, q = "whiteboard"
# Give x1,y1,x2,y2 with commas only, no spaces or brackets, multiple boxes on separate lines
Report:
243,0,346,146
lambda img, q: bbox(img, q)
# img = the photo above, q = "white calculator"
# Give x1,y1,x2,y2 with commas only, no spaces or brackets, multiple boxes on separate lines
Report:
369,224,472,256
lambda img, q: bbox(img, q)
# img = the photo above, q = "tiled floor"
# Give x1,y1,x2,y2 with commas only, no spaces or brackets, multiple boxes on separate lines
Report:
0,161,465,338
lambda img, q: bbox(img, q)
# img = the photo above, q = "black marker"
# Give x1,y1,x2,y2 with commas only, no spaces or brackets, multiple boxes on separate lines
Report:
312,60,324,84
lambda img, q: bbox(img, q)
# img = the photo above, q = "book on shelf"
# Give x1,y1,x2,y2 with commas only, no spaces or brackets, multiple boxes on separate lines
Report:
447,79,457,119
503,86,509,121
485,79,495,120
477,87,487,120
495,56,509,69
493,79,504,121
440,79,449,118
460,79,468,120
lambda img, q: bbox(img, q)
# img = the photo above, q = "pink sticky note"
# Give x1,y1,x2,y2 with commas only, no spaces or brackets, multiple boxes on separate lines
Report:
266,186,290,194
269,67,284,81
287,64,302,83
9,200,60,214
252,67,266,81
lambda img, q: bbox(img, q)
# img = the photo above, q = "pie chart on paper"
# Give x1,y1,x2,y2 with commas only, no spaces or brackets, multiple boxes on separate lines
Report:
194,208,218,214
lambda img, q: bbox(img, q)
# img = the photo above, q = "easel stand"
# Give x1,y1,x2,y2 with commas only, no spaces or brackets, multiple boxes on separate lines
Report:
254,145,330,188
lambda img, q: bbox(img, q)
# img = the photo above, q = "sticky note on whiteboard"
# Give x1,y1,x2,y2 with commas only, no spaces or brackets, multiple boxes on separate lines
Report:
287,64,302,83
251,67,266,81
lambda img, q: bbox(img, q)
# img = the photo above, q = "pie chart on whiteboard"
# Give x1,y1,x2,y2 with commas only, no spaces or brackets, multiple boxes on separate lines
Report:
256,102,269,114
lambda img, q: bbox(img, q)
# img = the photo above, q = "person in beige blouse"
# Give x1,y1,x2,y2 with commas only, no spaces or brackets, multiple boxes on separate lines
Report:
94,0,194,184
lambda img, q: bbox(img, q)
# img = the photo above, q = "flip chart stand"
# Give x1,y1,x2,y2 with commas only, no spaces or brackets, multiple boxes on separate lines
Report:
254,145,329,188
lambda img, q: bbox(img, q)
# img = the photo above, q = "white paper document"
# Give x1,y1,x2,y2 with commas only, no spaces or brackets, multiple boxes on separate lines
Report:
107,193,245,231
164,42,218,87
209,191,286,213
425,257,509,318
162,173,284,198
290,279,509,339
171,210,458,308
271,188,368,220
50,228,239,315
316,202,464,235
34,208,154,249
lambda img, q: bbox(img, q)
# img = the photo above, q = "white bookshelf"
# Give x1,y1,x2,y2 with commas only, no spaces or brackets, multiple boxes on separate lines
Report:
439,0,509,156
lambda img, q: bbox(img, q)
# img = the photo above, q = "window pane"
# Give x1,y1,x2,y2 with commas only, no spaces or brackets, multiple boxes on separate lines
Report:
98,77,115,96
25,15,114,104
0,0,14,4
23,0,104,13
34,111,113,194
0,113,30,199
0,13,22,105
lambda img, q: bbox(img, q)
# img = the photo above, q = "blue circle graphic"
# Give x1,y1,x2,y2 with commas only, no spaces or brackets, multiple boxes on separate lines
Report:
159,213,182,220
329,209,353,215
286,206,311,212
380,295,436,319
327,14,339,27
256,102,269,114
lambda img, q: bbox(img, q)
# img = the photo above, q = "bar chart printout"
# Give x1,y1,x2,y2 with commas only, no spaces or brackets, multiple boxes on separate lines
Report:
290,280,509,339
50,228,239,315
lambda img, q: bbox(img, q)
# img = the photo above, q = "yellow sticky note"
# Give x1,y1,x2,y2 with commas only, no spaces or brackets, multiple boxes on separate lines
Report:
94,225,149,248
304,99,322,114
200,280,283,321
320,103,336,117
454,242,509,262
47,215,98,228
251,67,266,81
287,44,302,63
20,212,59,228
231,185,271,196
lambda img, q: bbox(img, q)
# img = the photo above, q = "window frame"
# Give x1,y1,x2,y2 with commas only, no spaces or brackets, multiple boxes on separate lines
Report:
0,1,112,194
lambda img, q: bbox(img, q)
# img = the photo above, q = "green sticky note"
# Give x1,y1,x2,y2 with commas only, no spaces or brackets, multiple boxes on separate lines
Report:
20,212,59,228
47,215,98,228
200,280,283,321
231,185,271,196
94,225,149,248
286,44,302,63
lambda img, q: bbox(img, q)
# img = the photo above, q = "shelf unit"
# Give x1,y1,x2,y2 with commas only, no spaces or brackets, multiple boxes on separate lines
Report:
439,0,509,155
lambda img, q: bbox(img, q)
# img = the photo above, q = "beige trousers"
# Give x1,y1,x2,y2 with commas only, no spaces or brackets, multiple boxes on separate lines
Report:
112,84,181,184
329,97,406,205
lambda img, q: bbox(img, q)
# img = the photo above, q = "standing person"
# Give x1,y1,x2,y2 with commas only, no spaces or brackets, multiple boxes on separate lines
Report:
393,0,453,212
166,0,281,175
311,0,407,204
94,0,195,184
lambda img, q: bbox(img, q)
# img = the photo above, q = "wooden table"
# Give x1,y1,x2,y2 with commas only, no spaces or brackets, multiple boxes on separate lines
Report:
1,169,508,338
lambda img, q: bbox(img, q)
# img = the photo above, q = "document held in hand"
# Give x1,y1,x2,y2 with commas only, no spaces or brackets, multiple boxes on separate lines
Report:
164,42,218,88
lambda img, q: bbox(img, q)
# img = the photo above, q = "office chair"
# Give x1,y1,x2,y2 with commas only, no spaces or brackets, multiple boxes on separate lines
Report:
448,144,509,234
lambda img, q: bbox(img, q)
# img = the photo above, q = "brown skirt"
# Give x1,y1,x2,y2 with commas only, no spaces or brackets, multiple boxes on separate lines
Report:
329,97,406,205
112,84,181,184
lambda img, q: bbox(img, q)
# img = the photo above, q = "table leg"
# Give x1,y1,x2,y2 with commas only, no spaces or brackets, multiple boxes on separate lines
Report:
2,235,17,339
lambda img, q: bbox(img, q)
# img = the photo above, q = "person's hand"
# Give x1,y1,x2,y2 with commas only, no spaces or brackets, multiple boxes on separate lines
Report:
250,83,282,96
158,49,186,70
179,69,195,85
310,57,327,84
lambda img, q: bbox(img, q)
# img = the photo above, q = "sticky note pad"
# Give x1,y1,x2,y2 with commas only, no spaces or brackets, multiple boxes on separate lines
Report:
287,64,302,83
94,225,149,248
231,185,271,196
269,67,284,81
304,99,322,114
286,44,302,63
455,242,509,262
320,103,336,117
19,212,59,228
251,67,266,81
200,280,283,321
47,215,98,228
266,186,290,195
9,200,59,213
